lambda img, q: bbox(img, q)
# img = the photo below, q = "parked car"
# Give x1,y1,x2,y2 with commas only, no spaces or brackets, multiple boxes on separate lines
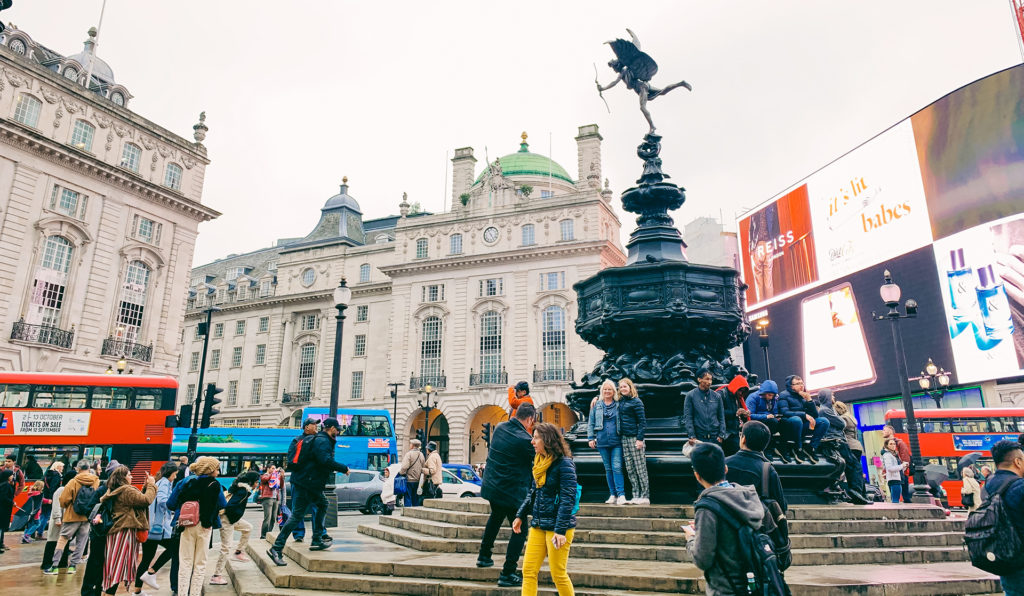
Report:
387,463,481,499
444,463,482,485
334,469,387,514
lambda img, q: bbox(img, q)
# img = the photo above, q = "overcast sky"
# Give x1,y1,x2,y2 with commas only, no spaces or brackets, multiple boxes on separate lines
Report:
7,2,1023,266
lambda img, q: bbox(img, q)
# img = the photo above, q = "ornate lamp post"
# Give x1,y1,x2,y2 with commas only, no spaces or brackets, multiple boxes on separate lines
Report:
873,270,929,501
756,318,771,380
417,384,436,456
116,357,127,374
915,358,952,408
328,279,351,418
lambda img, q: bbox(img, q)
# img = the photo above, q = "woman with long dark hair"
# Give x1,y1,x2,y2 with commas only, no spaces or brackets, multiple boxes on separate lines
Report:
882,439,907,503
617,378,649,504
133,462,178,594
99,465,156,594
513,422,579,595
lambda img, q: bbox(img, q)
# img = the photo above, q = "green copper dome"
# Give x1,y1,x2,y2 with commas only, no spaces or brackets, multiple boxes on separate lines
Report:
474,133,574,185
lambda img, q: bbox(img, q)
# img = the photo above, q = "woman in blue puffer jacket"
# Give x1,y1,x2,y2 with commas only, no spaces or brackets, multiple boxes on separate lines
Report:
513,422,579,596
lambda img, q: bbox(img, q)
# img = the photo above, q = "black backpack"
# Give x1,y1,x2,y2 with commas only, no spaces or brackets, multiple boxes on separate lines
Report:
695,496,792,596
759,463,792,571
88,493,115,538
286,434,316,471
965,477,1024,575
73,484,97,516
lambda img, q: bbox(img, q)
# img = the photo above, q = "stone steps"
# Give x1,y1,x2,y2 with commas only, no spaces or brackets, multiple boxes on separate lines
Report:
376,513,965,549
358,521,969,565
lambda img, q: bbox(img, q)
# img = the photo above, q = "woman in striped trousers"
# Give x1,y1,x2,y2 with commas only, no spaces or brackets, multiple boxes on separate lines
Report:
98,466,156,594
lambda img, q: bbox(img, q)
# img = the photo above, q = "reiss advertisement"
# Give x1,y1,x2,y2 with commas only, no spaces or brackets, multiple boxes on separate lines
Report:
807,120,934,281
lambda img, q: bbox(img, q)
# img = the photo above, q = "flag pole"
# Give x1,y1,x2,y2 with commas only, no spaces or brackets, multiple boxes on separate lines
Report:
84,0,109,91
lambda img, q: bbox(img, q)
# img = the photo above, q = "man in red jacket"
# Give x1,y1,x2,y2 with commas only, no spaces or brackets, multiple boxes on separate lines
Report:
715,375,750,456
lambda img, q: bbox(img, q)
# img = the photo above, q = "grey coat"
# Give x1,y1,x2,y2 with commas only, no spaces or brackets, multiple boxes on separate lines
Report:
683,387,726,441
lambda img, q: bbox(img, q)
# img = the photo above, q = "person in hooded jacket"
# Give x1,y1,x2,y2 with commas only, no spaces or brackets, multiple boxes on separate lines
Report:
210,470,258,585
508,381,534,419
20,480,45,543
717,375,750,457
745,380,801,463
617,378,650,504
777,375,829,463
99,465,156,595
817,390,869,504
513,422,579,596
685,442,768,596
46,459,100,574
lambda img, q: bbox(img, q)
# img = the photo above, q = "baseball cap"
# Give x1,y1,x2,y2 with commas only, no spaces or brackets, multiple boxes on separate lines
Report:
302,417,320,428
322,417,341,430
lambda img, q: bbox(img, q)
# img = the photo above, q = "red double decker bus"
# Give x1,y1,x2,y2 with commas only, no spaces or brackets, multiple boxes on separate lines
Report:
0,372,178,488
885,407,1024,507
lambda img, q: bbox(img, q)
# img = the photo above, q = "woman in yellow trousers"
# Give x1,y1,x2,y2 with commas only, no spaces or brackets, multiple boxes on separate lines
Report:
512,422,579,596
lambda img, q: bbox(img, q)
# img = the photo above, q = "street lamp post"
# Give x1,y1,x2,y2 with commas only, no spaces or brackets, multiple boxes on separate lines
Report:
756,318,771,380
387,382,405,434
186,305,220,462
116,357,127,374
915,358,952,408
417,384,436,456
873,270,929,502
329,279,351,418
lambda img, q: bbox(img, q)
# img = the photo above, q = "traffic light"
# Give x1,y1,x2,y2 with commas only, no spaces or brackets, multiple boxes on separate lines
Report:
482,422,492,448
176,404,193,428
200,383,223,428
415,428,426,444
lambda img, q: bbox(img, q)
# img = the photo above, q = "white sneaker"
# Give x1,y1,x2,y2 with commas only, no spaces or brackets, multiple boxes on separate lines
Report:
604,495,617,504
141,572,159,590
638,497,651,505
616,495,628,505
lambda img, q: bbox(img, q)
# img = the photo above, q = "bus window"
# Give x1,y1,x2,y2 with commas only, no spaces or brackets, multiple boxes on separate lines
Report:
134,388,163,410
353,415,392,437
990,417,1020,433
889,419,905,433
950,418,987,433
92,386,132,409
921,420,951,433
1014,418,1024,433
32,386,89,408
366,453,390,471
82,446,112,469
0,384,29,407
22,445,78,475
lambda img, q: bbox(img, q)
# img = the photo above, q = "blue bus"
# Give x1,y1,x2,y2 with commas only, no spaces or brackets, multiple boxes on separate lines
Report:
171,408,397,487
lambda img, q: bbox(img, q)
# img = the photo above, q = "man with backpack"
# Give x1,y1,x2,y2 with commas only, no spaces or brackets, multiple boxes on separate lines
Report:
726,421,787,512
44,460,98,575
966,439,1024,595
268,417,350,566
686,442,790,596
287,418,323,542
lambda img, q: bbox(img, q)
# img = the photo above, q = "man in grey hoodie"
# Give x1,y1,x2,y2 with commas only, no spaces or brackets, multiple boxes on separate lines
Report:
684,442,765,595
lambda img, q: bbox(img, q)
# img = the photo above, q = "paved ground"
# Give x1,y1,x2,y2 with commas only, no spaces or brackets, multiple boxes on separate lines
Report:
0,507,371,596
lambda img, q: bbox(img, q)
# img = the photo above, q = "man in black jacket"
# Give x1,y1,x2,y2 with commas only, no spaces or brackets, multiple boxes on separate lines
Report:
477,403,536,588
725,420,787,512
268,418,349,565
777,375,829,463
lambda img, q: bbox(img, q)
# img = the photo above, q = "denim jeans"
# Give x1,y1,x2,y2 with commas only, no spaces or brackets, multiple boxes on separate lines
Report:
1001,568,1024,596
275,485,327,551
597,445,625,497
785,416,830,449
888,480,903,503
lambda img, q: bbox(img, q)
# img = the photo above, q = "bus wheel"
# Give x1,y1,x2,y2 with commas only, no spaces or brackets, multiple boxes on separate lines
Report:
366,495,385,515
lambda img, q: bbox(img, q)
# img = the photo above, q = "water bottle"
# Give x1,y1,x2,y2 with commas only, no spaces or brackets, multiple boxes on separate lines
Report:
746,572,757,594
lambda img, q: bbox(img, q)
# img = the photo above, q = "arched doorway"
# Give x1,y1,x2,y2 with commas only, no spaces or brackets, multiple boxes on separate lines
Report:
409,409,450,462
467,405,509,465
538,402,576,432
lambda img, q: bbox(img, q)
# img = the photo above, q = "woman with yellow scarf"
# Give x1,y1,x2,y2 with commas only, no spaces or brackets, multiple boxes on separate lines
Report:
512,422,579,595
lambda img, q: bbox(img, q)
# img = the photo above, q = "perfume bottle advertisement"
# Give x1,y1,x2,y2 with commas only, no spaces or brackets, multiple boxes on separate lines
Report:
806,120,934,282
932,213,1024,384
799,283,875,391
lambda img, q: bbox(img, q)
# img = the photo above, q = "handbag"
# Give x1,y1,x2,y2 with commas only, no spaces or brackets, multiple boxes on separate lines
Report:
136,529,149,543
393,474,408,497
961,491,975,508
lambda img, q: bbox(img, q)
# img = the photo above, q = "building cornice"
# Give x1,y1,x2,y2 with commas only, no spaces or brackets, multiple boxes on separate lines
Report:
393,192,607,232
379,240,625,276
183,282,392,319
0,120,220,222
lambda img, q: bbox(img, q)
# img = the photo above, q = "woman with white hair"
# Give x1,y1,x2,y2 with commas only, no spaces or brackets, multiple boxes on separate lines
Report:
960,467,981,512
587,379,627,505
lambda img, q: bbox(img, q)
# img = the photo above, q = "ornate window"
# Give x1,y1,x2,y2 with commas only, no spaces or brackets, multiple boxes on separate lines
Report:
164,163,183,191
13,94,41,128
542,305,567,372
70,120,95,152
540,271,565,291
300,314,319,331
114,260,150,343
359,263,371,283
479,278,503,297
131,215,162,245
297,343,316,395
422,284,444,303
49,185,87,220
522,224,535,246
479,310,502,377
415,238,428,259
560,219,574,241
420,316,443,380
450,234,463,255
121,143,142,173
27,236,73,327
350,371,364,400
301,268,315,287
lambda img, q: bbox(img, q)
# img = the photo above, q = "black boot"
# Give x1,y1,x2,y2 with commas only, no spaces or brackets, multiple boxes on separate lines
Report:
802,445,819,464
772,446,791,464
788,445,806,464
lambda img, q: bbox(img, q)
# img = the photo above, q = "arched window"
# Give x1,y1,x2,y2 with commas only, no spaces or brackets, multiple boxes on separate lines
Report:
522,224,535,246
297,343,316,396
115,260,151,343
164,163,183,191
29,236,73,327
121,143,142,173
542,305,567,377
70,120,95,152
450,234,463,255
479,310,502,381
415,238,428,259
359,263,371,283
12,94,41,128
420,316,443,383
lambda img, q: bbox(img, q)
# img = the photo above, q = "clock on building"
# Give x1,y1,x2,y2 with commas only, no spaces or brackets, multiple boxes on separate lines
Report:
111,92,125,106
63,67,79,81
9,39,26,55
483,226,499,245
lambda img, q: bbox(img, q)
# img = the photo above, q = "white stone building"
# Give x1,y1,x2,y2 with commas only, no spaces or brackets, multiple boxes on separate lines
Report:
0,26,218,374
179,128,625,464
